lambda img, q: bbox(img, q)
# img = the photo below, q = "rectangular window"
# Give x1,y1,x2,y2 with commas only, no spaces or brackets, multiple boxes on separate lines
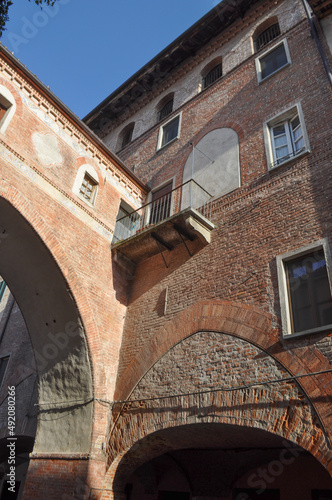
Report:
79,173,98,203
277,241,332,337
256,40,290,82
264,104,309,169
158,114,181,149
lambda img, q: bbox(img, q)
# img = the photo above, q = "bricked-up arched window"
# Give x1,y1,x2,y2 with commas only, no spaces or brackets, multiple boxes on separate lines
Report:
253,18,281,52
201,58,223,90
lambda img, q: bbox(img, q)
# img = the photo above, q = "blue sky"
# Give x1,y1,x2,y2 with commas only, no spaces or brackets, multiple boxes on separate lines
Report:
1,0,217,118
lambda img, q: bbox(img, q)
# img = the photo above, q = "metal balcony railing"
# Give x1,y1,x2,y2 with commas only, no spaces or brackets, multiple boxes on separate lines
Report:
113,179,212,244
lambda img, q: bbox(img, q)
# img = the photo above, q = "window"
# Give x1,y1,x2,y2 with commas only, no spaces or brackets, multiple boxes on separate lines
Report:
264,104,309,168
0,280,6,302
0,85,16,133
73,164,99,206
122,126,134,148
113,200,140,243
118,123,135,151
149,182,173,224
203,63,223,89
0,356,9,388
158,114,181,149
79,173,98,203
277,240,332,337
255,40,290,82
255,22,281,51
157,98,173,122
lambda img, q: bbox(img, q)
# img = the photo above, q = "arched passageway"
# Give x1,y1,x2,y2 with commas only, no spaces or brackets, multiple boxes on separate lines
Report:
0,197,93,454
115,423,332,500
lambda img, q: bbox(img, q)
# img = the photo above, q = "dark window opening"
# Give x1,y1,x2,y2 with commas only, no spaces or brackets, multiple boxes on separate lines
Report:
203,63,223,89
255,23,281,51
122,127,134,148
285,250,332,334
158,99,173,122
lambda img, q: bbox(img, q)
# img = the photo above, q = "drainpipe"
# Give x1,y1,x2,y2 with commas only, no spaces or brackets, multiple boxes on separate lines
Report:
302,0,332,88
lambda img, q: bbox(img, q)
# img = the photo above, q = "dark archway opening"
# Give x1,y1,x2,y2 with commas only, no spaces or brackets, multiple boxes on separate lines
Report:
114,423,332,500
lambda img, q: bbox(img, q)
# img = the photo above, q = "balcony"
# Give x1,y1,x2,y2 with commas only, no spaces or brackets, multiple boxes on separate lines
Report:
112,180,214,272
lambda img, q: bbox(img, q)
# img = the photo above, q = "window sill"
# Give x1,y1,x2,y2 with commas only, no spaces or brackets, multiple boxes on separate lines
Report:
268,148,310,170
283,323,332,340
258,62,290,84
156,136,179,152
77,193,96,208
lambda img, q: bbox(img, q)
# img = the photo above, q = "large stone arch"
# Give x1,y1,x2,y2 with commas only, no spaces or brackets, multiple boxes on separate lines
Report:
105,300,332,496
0,191,94,455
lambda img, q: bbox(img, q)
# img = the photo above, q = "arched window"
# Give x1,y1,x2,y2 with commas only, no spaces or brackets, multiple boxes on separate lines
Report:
253,18,281,52
118,122,135,151
201,58,223,90
156,93,174,123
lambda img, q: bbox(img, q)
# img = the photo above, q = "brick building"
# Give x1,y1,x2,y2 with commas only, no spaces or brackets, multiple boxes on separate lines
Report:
0,0,332,498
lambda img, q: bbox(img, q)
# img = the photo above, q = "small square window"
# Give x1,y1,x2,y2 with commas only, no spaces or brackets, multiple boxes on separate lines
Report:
256,40,290,82
264,104,309,169
79,173,98,203
277,241,332,337
158,114,181,149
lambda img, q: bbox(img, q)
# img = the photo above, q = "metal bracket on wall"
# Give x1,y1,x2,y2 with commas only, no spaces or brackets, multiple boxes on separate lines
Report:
151,232,172,268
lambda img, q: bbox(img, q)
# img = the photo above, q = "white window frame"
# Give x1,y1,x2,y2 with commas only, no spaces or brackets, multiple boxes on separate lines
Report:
263,103,310,169
0,85,16,134
277,239,332,338
157,113,182,150
72,164,99,207
255,38,291,83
